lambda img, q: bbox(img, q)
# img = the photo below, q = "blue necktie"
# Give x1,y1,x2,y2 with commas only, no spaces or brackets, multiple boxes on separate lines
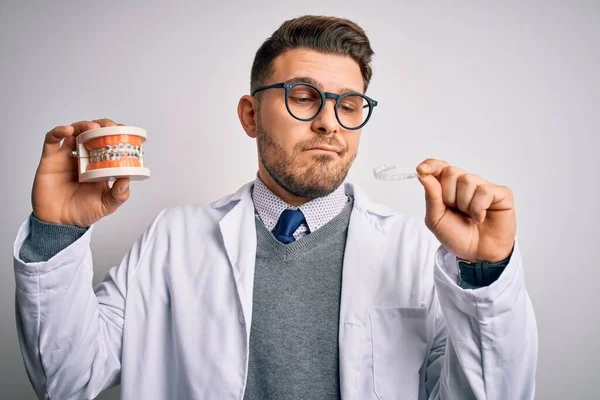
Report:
273,209,306,244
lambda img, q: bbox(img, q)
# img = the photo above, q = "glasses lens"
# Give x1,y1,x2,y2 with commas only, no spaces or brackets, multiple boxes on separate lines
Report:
337,94,371,129
287,84,323,120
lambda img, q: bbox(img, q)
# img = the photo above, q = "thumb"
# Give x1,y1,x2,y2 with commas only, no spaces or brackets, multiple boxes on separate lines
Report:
103,178,130,214
416,164,446,227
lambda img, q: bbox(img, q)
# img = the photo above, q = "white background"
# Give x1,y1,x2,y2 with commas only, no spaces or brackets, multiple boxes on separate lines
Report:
1,1,598,398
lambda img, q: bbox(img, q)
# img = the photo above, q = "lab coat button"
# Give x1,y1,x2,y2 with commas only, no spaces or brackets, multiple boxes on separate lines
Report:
238,312,245,325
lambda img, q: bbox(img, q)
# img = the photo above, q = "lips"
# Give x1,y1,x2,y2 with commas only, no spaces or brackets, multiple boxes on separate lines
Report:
307,146,340,153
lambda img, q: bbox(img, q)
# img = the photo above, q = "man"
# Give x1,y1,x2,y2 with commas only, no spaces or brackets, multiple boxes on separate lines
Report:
13,15,537,400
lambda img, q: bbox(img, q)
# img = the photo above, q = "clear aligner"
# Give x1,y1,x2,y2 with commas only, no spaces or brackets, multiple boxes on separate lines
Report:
373,164,421,181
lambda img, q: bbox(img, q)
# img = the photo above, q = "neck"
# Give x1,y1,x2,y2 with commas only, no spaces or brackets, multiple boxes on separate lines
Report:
257,165,311,207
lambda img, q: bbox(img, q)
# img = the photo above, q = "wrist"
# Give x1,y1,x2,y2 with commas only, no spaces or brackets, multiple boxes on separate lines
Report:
31,212,85,228
457,241,516,264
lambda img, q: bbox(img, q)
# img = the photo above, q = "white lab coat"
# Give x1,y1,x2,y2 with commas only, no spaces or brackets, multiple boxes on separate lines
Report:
13,181,537,400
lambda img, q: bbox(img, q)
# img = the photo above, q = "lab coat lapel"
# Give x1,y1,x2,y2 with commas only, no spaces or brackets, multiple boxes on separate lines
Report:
338,183,390,400
215,182,257,340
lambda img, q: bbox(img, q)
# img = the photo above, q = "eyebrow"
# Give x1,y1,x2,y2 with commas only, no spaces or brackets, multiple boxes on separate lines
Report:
284,76,362,95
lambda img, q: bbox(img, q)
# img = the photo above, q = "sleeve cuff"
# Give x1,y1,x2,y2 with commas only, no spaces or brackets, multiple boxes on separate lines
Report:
457,244,513,288
18,213,90,263
433,238,524,317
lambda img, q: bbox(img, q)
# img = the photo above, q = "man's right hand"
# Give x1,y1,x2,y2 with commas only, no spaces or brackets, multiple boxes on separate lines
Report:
32,118,131,227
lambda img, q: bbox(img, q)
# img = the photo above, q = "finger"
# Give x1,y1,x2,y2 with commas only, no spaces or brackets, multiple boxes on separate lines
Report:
71,120,101,136
92,118,118,127
416,158,450,178
439,166,467,209
417,162,446,229
469,184,513,223
456,173,487,221
61,135,77,153
103,178,130,214
43,125,74,158
56,121,102,154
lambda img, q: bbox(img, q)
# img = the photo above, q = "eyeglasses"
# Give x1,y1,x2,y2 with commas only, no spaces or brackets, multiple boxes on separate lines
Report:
251,81,378,130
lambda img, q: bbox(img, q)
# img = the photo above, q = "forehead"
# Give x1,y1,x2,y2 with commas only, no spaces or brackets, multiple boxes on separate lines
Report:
269,48,365,93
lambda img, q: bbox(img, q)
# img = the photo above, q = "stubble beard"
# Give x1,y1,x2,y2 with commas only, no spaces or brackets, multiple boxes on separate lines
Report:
256,114,356,199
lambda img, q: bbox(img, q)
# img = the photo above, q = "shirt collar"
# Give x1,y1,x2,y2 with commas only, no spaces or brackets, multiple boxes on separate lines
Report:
252,174,348,233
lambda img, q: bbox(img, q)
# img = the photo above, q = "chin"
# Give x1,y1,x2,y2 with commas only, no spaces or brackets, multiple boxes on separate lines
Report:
295,168,346,194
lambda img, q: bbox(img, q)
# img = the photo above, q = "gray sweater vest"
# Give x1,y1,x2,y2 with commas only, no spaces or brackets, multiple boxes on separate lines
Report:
243,197,354,400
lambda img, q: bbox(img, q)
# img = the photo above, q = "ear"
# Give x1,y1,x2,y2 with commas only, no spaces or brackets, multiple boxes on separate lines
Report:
237,94,258,138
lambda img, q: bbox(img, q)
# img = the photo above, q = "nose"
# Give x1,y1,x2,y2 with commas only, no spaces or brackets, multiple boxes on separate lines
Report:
311,98,339,135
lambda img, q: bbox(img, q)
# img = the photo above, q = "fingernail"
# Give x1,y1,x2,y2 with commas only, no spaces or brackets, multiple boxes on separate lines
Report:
421,163,429,171
120,181,129,192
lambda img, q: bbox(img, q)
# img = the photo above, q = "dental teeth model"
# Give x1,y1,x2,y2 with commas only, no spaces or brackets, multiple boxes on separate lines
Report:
71,126,150,182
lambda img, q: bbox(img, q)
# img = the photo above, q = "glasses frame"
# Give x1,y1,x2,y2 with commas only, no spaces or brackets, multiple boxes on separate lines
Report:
251,81,378,130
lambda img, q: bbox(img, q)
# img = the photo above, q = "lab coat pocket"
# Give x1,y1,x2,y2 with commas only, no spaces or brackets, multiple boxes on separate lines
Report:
369,306,428,399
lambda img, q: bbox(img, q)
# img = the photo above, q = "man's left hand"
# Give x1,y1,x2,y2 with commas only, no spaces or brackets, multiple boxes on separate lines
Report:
416,158,516,263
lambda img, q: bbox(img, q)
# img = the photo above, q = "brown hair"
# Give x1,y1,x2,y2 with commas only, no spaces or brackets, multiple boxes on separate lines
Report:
250,15,374,94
